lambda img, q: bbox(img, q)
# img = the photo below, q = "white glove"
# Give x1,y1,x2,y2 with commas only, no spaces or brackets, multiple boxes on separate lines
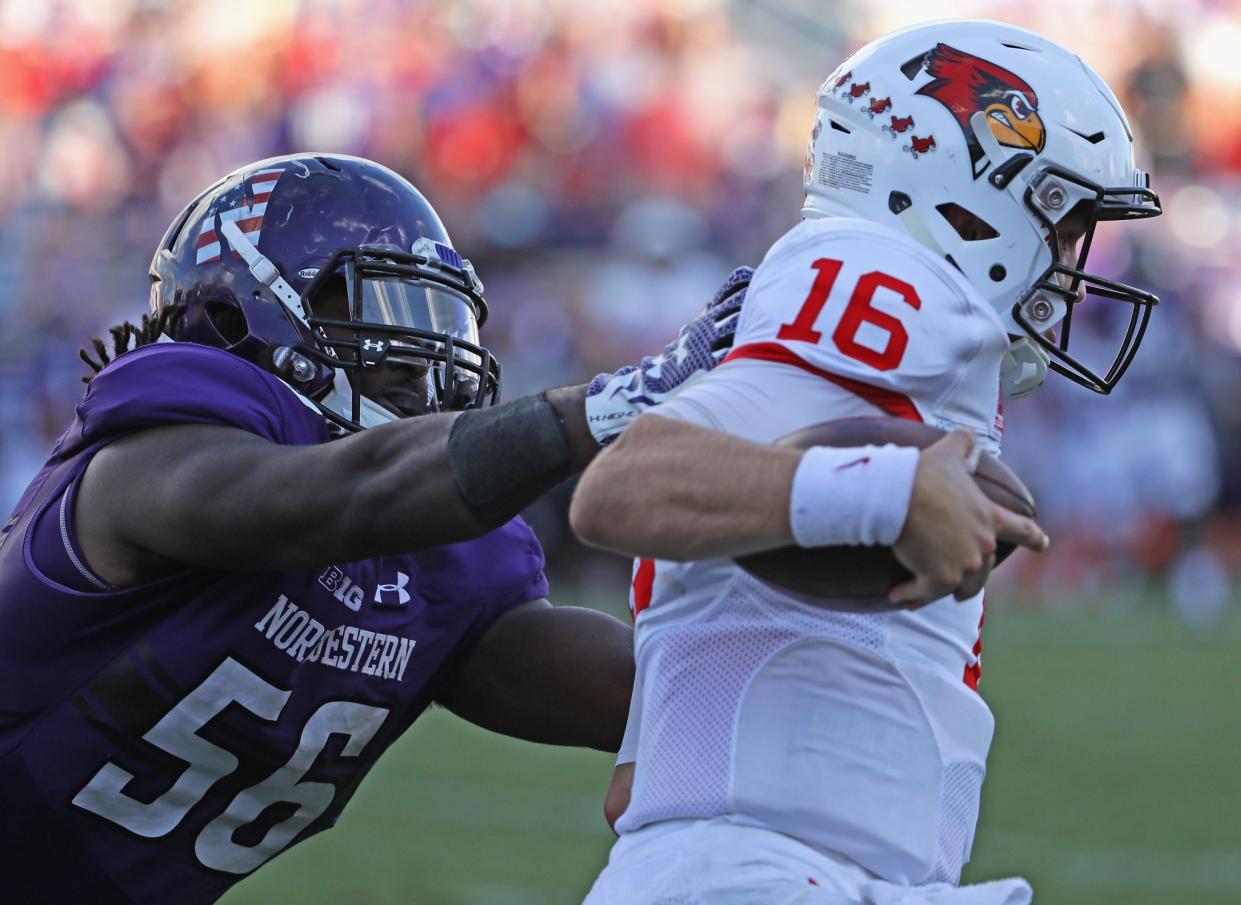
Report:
585,266,752,445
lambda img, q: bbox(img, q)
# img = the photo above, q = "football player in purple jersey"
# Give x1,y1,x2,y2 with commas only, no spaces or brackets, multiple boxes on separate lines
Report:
0,153,1040,904
0,153,754,904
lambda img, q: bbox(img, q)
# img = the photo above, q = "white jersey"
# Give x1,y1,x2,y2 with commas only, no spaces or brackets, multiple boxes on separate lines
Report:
614,217,1011,887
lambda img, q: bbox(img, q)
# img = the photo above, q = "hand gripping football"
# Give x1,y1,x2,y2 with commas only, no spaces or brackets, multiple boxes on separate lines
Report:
734,417,1035,609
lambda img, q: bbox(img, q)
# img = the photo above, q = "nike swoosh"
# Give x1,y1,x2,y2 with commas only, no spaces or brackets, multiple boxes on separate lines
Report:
835,456,871,472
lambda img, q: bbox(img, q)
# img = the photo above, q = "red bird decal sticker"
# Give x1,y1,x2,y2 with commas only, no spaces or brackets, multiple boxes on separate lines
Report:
847,81,871,101
914,43,1045,177
866,96,893,118
904,135,937,158
884,114,916,137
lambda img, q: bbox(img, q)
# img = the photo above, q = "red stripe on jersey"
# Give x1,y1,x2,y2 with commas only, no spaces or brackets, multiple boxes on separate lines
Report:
963,595,986,691
252,190,274,204
631,558,655,621
195,228,218,248
722,342,923,422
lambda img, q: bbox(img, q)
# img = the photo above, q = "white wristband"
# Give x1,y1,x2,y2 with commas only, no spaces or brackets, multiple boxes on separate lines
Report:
789,444,919,547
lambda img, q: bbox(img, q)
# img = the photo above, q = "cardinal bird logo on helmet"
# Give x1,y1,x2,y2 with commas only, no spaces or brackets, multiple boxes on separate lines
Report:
914,43,1045,179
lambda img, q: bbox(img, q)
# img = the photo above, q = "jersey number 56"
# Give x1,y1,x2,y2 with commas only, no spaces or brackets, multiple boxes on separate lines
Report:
71,657,389,874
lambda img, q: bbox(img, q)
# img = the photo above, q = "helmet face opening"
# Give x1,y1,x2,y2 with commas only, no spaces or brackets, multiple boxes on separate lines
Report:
298,245,500,426
1011,165,1161,395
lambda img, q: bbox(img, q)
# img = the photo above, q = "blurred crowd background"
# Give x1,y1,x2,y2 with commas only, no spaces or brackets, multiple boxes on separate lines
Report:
3,0,1240,621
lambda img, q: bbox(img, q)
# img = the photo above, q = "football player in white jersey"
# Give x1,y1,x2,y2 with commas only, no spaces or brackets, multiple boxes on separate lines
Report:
572,20,1161,905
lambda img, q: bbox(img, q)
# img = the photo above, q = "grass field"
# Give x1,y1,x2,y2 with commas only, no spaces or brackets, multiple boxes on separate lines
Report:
221,599,1241,905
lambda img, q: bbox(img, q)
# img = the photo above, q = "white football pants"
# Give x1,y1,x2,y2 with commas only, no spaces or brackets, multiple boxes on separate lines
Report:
582,819,1032,905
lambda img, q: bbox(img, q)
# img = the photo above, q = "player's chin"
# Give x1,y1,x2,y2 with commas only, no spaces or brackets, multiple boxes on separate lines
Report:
375,388,434,418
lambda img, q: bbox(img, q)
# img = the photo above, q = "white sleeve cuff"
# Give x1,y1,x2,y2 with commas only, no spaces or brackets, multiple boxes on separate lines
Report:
789,444,919,548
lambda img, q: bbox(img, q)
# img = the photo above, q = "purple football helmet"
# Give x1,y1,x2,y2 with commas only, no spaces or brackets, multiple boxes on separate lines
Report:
150,153,500,432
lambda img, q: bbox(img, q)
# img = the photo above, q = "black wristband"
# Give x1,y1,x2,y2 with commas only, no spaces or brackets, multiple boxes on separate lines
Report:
447,393,573,527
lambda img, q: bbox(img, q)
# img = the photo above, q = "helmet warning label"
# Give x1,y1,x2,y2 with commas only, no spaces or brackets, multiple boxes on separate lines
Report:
819,152,873,194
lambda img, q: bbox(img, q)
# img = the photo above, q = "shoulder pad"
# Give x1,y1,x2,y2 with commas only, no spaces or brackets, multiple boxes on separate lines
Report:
76,343,327,447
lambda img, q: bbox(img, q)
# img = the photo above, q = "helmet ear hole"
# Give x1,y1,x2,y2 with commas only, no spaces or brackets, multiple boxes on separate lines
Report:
205,301,249,346
936,203,999,241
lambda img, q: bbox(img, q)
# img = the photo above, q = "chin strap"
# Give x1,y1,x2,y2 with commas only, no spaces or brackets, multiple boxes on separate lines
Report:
894,206,951,260
272,367,401,434
1001,337,1050,399
221,219,407,431
218,219,309,323
315,370,400,430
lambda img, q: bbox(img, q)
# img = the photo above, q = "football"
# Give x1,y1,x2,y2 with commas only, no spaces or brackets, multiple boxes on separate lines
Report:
734,417,1036,609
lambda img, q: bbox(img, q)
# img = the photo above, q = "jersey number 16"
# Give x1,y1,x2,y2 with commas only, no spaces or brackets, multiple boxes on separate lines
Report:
777,258,922,371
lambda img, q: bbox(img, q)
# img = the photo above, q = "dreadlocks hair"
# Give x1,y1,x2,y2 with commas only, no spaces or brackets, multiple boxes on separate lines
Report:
79,308,177,384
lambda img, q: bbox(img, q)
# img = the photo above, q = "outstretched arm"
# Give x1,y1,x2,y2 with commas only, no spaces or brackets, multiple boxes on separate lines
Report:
77,387,595,585
77,268,751,587
434,600,635,752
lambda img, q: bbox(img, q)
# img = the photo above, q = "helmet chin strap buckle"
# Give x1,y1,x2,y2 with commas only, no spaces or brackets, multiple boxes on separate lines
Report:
219,219,309,321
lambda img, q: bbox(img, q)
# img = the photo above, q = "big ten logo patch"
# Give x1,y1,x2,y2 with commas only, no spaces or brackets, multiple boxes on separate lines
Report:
319,566,365,612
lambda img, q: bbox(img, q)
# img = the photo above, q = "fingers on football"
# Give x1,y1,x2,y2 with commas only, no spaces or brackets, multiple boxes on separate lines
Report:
954,550,995,601
992,504,1050,553
888,574,950,609
892,558,987,607
889,553,972,605
930,426,979,472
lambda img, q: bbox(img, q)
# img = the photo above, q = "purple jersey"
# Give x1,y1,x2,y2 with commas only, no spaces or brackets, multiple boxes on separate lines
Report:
0,344,547,904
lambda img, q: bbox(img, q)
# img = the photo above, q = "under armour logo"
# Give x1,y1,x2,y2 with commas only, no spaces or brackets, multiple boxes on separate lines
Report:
374,571,411,607
362,339,387,352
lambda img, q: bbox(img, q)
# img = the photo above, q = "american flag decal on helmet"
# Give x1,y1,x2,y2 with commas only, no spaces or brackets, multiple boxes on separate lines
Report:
195,167,285,264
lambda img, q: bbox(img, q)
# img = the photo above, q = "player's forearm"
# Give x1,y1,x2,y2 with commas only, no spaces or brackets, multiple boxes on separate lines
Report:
104,417,480,571
330,412,486,557
604,763,635,832
336,386,597,559
570,414,803,561
97,388,597,574
437,603,635,752
544,384,602,473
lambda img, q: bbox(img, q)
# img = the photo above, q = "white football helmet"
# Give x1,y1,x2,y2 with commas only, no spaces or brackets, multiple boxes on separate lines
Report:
803,20,1161,397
